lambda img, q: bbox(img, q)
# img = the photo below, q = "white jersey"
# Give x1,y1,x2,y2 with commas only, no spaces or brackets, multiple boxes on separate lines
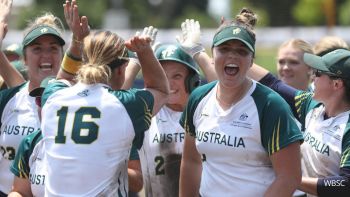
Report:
180,81,303,197
0,82,41,194
293,91,350,197
139,106,184,197
41,82,153,197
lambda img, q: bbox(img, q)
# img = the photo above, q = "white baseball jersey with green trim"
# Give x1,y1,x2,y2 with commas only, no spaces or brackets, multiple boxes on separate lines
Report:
139,106,183,197
41,82,153,197
180,81,303,196
0,82,41,194
294,92,350,182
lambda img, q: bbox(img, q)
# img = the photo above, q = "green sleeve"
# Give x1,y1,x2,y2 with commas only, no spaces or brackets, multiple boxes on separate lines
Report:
180,81,216,137
10,131,42,178
254,85,304,155
129,144,139,160
41,80,70,107
294,91,321,130
113,88,154,149
340,125,350,168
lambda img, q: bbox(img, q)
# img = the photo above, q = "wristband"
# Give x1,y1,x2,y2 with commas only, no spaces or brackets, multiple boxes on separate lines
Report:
61,53,82,75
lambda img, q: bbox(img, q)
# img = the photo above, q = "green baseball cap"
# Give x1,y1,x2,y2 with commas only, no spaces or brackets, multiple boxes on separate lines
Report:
29,76,56,97
11,60,28,80
304,49,350,79
155,44,200,74
3,43,23,57
212,25,255,52
22,25,65,47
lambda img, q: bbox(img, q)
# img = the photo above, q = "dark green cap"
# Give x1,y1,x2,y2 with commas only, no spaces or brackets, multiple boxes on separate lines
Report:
155,44,200,74
3,43,23,57
22,25,65,47
304,49,350,79
212,25,255,52
29,76,56,97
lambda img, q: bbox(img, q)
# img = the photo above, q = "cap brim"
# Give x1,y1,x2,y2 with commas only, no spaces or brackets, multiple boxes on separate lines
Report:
303,53,329,72
25,34,65,47
29,87,44,97
213,37,255,52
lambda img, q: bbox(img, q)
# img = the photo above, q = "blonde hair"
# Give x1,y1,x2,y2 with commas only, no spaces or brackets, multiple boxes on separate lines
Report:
217,8,258,41
77,31,126,84
23,13,64,37
313,36,349,56
279,39,314,54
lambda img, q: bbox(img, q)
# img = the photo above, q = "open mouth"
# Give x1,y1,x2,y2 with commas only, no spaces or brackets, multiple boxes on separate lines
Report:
39,63,53,71
224,64,239,75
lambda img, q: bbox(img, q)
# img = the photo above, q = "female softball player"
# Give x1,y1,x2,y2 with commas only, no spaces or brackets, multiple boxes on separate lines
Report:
179,8,303,197
249,48,350,196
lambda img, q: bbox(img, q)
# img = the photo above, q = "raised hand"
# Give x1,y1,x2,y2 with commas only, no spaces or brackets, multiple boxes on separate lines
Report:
63,0,89,42
125,35,152,54
0,0,12,22
136,26,158,51
176,19,205,58
0,0,13,48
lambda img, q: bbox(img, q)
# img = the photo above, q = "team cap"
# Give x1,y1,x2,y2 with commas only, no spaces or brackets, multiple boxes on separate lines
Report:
155,44,200,74
212,25,255,53
22,25,65,47
304,49,350,80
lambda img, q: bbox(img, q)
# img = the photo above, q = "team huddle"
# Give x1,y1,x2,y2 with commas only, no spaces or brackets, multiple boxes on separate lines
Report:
0,0,350,197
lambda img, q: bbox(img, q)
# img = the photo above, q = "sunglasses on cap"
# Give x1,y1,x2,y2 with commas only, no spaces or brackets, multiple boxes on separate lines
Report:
108,47,130,69
313,70,342,80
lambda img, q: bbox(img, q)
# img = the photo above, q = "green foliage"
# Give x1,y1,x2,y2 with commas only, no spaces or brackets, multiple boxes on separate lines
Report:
292,0,324,25
16,0,108,29
339,0,350,25
173,6,217,28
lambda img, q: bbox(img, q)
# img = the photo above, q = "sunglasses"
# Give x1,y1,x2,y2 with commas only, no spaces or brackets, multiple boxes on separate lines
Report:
108,47,130,69
313,70,341,79
35,96,42,107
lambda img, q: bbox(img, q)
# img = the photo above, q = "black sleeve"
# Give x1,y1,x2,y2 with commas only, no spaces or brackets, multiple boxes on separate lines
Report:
317,167,350,197
259,73,299,118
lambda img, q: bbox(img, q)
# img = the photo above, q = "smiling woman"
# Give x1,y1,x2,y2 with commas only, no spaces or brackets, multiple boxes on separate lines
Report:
179,8,303,197
0,10,65,196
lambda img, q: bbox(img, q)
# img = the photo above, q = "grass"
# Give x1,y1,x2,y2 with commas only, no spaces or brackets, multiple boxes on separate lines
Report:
255,47,278,75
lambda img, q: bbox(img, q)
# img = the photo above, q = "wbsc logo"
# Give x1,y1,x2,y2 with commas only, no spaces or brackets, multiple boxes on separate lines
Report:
324,180,346,187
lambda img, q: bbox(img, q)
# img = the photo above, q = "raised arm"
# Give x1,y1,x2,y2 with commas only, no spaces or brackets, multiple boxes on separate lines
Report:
125,35,169,116
57,0,89,82
176,19,217,82
0,0,26,88
122,26,158,90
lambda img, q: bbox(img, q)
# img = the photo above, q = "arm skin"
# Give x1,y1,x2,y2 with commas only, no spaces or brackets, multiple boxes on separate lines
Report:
299,177,318,196
179,133,202,197
7,177,33,197
56,0,89,82
128,159,143,192
125,36,169,116
193,51,217,82
0,0,25,87
264,142,301,197
121,59,141,90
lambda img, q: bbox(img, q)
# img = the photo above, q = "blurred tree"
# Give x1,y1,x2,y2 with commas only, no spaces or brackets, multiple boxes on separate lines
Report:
245,0,297,26
17,0,108,29
124,0,216,28
339,0,350,25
